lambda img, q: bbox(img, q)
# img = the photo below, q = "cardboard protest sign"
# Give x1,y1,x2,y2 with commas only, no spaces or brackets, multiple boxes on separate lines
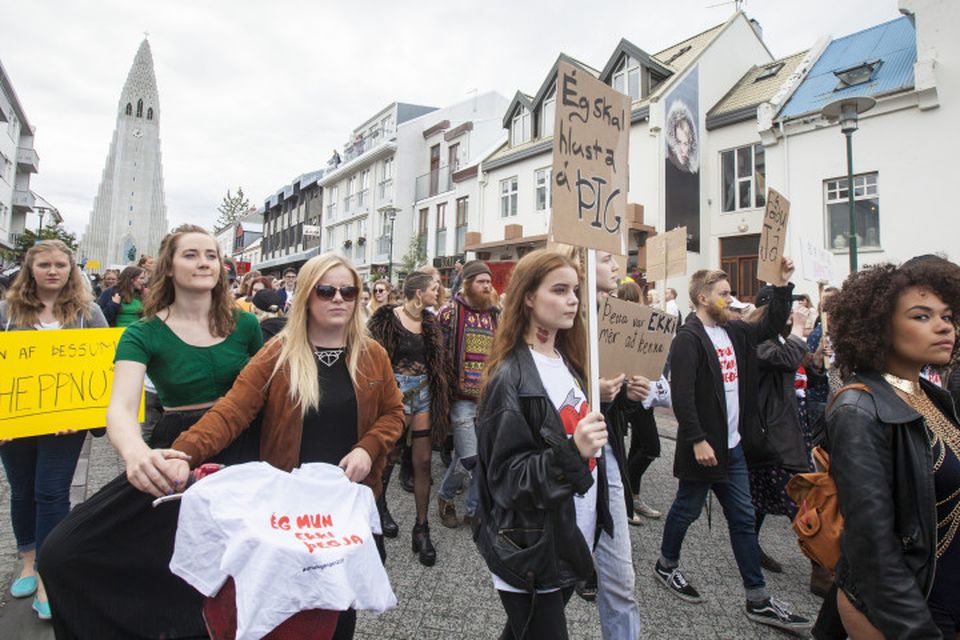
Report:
0,328,144,439
550,60,631,255
757,188,790,284
645,226,687,282
800,237,834,283
598,296,676,379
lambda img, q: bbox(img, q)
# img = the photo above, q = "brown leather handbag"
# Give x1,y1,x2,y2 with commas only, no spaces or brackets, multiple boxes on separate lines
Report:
786,383,869,570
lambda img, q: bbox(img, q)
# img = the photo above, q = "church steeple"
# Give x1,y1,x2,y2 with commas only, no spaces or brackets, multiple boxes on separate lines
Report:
80,37,168,267
119,38,159,123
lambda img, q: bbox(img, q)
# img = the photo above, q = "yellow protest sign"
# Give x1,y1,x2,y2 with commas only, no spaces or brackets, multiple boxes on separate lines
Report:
0,328,143,439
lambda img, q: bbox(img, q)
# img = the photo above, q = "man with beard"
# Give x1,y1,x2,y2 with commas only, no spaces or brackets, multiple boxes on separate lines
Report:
654,260,813,633
436,260,498,528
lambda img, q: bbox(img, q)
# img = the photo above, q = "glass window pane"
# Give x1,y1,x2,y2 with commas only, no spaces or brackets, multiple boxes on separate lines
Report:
828,203,848,249
753,145,766,207
628,69,640,99
738,179,751,210
737,147,752,179
613,73,625,93
721,151,735,212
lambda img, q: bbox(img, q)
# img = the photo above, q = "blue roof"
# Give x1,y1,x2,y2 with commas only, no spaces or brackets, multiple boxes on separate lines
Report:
779,16,916,119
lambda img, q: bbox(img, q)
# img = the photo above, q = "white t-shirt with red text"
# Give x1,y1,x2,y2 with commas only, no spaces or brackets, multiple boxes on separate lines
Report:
704,324,741,448
171,462,396,640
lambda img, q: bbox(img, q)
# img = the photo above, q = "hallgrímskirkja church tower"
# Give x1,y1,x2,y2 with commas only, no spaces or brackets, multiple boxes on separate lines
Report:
80,38,168,267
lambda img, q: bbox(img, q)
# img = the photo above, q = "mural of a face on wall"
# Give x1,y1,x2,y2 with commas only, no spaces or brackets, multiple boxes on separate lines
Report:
664,66,700,253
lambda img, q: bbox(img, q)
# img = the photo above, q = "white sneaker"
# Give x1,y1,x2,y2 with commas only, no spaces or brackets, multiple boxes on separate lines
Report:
634,497,662,519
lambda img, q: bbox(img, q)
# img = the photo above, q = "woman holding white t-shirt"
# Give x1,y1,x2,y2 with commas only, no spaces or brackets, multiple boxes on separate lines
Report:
474,250,606,639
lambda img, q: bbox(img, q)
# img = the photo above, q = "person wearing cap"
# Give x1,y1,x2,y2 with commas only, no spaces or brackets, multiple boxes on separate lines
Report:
654,259,813,633
277,267,297,310
435,260,498,529
251,288,287,342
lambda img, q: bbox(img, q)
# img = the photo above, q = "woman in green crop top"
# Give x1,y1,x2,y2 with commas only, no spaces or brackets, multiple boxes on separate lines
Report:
40,224,263,639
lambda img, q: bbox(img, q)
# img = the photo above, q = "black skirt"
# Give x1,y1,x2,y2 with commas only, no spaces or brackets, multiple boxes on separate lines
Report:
39,409,261,640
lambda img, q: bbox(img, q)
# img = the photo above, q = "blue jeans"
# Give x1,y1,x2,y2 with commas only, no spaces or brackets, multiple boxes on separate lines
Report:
660,444,766,600
438,399,478,516
595,445,642,639
395,373,430,415
0,431,86,557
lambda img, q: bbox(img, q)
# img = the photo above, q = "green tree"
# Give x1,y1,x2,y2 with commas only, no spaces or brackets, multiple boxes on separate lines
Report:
214,186,251,233
0,224,79,262
398,234,427,281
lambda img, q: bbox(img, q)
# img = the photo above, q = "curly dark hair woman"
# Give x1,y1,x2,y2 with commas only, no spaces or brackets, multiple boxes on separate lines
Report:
824,257,960,638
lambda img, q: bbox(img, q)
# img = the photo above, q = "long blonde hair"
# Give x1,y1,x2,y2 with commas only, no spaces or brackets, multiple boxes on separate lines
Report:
143,224,237,337
483,250,586,390
5,240,93,326
368,279,391,313
274,252,370,414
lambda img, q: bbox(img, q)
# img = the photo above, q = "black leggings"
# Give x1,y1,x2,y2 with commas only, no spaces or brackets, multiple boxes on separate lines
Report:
497,587,574,640
627,406,661,494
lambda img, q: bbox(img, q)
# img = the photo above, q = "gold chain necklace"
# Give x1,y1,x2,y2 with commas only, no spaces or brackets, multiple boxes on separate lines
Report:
884,373,960,558
400,305,421,322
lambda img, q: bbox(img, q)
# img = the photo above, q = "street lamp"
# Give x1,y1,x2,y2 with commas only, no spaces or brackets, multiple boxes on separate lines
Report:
386,208,398,283
821,96,876,273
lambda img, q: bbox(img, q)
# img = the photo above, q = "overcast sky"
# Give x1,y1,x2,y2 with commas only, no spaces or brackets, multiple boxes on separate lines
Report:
2,0,899,238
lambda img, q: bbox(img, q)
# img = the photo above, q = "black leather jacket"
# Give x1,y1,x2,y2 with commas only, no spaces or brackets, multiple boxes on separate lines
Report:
472,347,595,591
828,371,951,639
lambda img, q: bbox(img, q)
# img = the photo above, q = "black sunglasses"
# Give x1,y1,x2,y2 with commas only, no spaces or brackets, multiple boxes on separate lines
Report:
314,285,359,301
374,288,386,294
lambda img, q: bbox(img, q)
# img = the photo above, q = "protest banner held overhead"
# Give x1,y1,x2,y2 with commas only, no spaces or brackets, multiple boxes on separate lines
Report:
757,188,791,284
550,60,631,255
0,327,143,439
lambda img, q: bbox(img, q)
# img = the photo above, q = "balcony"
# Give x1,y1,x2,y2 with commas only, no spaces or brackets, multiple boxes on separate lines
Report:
415,166,454,202
17,147,39,173
12,189,35,212
342,128,394,164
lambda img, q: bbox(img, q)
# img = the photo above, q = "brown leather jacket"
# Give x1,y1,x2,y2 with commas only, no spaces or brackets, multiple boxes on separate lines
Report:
172,338,405,497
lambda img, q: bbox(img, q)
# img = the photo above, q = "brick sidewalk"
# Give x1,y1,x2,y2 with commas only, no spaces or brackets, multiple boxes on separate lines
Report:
1,410,820,638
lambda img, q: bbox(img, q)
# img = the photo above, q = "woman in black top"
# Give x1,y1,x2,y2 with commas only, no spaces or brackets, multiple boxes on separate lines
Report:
827,258,960,639
368,272,450,566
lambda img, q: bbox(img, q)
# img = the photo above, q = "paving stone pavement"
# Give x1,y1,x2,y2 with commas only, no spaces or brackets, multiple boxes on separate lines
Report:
1,409,822,639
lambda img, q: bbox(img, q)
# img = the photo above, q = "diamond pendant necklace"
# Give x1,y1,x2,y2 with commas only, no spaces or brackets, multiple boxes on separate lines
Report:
313,347,345,368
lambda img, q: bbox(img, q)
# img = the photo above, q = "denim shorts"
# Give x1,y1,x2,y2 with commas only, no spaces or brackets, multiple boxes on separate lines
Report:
395,373,430,415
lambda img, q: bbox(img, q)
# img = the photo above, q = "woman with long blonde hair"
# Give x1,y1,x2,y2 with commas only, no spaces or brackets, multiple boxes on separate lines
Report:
0,240,107,620
165,252,405,639
40,224,264,638
367,278,391,316
474,250,607,639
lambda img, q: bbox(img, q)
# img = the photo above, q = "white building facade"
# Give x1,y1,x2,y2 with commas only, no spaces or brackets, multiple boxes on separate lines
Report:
0,57,41,252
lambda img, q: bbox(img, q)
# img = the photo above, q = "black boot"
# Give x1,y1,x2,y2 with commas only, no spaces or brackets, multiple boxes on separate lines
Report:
412,520,437,567
377,494,399,538
378,466,399,538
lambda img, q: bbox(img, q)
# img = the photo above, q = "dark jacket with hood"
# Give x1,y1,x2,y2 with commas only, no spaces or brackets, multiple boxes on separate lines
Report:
367,304,451,446
668,283,792,482
473,346,596,592
757,333,811,473
828,372,951,639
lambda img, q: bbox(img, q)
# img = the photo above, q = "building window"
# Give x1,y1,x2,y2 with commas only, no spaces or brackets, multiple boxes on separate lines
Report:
326,185,338,223
535,168,552,212
136,99,143,118
511,108,531,146
435,203,448,256
754,62,785,82
358,169,370,208
541,83,556,136
825,173,880,251
355,218,367,263
500,177,518,218
125,103,132,116
378,211,392,256
721,144,766,212
455,197,468,253
418,208,429,238
147,107,154,120
448,143,460,172
325,226,336,251
612,55,641,100
345,176,356,214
